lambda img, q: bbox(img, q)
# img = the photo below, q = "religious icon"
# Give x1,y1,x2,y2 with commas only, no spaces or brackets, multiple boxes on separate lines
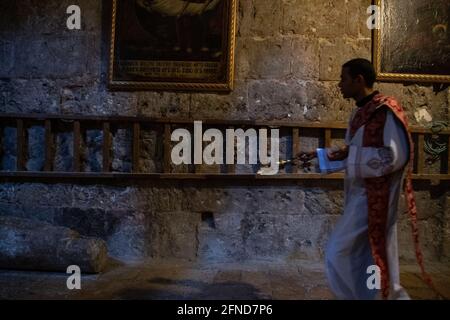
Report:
373,0,450,83
109,0,237,91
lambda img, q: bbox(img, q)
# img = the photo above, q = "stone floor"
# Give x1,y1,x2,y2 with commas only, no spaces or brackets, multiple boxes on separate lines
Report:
0,259,448,300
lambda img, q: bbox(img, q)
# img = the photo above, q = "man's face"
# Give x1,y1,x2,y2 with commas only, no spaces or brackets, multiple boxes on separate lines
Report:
338,67,359,99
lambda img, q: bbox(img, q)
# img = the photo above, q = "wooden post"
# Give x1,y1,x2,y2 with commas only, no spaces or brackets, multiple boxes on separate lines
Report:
73,120,81,172
0,123,2,170
417,134,425,174
102,122,110,172
292,128,300,173
448,135,450,175
132,122,140,173
227,126,235,174
324,128,332,148
16,119,26,171
163,124,171,173
44,119,53,171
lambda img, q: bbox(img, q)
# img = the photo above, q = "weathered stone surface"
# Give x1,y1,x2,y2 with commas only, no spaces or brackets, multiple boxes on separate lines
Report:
298,81,356,122
0,216,108,273
1,126,17,170
241,213,337,260
111,128,132,172
0,204,149,261
304,189,344,216
319,38,371,81
2,35,97,79
238,37,319,80
0,79,59,114
25,126,45,171
0,184,17,203
137,92,190,118
238,0,283,37
247,80,356,122
190,80,249,119
197,228,245,262
14,183,73,208
53,131,74,172
376,83,448,125
241,37,293,80
84,129,102,172
291,37,320,81
248,80,306,121
149,211,200,260
398,219,442,263
72,185,148,211
146,187,184,212
0,41,15,78
281,0,368,38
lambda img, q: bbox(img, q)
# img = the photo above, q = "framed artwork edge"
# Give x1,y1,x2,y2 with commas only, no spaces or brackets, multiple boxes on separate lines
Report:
372,0,450,84
108,0,237,92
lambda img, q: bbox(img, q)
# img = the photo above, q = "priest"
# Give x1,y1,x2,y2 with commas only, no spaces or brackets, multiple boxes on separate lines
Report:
299,58,433,299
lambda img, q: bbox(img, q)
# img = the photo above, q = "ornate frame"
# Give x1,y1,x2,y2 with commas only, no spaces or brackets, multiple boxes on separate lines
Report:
372,0,450,83
108,0,237,92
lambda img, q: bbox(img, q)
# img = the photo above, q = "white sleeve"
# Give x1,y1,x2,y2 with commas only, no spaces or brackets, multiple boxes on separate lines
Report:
346,111,409,179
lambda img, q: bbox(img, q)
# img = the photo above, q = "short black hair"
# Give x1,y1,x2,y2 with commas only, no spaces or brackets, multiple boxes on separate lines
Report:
342,58,376,88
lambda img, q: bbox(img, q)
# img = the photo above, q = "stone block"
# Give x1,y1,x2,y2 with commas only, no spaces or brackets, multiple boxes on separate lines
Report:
190,80,249,120
0,216,108,273
10,35,95,79
319,38,371,81
149,211,200,260
137,92,190,118
0,79,59,113
238,0,283,37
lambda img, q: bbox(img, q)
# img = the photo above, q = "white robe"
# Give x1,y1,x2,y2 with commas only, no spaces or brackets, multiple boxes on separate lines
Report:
323,109,411,300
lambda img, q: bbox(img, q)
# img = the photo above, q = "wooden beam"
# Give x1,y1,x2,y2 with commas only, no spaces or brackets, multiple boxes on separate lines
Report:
102,122,110,172
417,134,425,174
292,128,300,174
73,121,81,172
324,129,332,148
0,171,449,181
448,135,450,174
44,120,53,171
0,124,3,170
16,119,26,171
132,122,140,173
227,126,235,174
163,124,171,173
0,113,448,134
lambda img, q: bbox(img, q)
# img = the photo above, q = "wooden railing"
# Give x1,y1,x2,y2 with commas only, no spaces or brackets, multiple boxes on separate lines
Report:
0,113,449,182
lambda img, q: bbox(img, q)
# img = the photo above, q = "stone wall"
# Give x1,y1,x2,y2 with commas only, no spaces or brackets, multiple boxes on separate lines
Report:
0,0,449,264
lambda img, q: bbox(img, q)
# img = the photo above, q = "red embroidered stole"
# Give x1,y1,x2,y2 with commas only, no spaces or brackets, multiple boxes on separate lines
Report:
350,93,434,299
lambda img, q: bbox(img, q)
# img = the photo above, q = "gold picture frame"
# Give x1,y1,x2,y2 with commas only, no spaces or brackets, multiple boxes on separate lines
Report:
373,0,450,83
108,0,237,92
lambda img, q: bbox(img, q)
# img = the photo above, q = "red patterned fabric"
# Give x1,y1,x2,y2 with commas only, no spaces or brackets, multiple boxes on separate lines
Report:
350,93,434,299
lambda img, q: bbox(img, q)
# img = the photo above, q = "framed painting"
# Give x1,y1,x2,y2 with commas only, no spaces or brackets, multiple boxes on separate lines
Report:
373,0,450,83
108,0,237,91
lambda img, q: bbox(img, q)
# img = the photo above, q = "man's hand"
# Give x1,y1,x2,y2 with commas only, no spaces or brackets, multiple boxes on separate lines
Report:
291,151,317,171
294,150,317,162
327,145,349,161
